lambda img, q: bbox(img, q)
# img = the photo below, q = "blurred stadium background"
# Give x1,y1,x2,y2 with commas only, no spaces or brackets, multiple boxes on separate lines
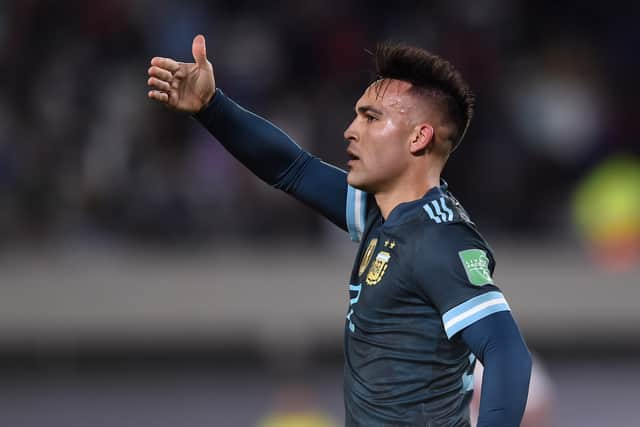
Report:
1,0,639,426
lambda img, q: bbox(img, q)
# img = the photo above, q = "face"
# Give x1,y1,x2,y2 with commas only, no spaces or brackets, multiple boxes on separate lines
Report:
344,79,427,193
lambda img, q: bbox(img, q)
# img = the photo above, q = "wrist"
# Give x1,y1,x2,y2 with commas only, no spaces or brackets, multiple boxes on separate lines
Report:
194,88,219,116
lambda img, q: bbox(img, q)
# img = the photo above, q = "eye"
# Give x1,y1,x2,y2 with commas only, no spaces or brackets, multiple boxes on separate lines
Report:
365,114,377,123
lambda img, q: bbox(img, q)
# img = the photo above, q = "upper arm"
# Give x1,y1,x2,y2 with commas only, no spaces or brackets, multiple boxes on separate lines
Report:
345,184,369,241
414,224,511,339
459,310,530,364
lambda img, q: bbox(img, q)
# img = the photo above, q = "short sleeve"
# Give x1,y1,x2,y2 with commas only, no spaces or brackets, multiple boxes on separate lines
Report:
346,185,368,242
414,223,511,339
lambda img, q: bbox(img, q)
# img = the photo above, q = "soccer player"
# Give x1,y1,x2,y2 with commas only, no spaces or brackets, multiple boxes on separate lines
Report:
147,35,532,427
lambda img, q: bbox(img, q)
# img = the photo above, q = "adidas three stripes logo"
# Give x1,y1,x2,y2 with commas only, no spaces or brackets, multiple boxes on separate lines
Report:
423,197,454,223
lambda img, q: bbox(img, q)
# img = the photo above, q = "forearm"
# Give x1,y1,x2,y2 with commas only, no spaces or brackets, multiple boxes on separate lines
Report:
193,88,304,185
461,311,532,427
476,337,531,426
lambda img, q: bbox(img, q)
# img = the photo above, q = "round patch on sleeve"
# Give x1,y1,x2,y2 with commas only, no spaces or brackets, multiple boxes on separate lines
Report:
458,249,493,286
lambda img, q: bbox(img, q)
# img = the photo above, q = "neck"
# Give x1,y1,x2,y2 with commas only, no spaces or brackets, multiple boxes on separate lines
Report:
375,171,441,220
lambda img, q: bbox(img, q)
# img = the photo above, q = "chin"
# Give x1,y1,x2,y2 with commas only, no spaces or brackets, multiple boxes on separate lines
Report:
347,172,362,189
347,173,374,192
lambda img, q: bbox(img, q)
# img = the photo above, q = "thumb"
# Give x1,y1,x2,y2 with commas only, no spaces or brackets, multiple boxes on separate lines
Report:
192,34,208,66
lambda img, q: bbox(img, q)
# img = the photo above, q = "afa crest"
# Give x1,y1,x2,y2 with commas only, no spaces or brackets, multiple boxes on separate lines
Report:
366,251,391,286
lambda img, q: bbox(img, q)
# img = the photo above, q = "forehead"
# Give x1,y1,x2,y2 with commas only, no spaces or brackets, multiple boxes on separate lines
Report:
355,79,415,110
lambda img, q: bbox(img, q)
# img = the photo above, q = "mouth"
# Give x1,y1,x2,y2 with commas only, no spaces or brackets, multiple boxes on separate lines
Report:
347,150,360,167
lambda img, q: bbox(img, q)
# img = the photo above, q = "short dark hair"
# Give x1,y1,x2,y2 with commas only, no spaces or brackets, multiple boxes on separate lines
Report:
373,42,475,151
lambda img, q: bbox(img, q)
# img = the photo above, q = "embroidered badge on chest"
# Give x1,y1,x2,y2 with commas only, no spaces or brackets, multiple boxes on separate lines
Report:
359,238,378,277
366,251,391,286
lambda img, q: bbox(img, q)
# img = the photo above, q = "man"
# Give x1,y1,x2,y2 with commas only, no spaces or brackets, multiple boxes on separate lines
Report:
147,35,531,426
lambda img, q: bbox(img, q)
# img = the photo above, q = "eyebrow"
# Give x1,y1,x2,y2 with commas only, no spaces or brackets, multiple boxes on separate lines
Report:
357,105,383,116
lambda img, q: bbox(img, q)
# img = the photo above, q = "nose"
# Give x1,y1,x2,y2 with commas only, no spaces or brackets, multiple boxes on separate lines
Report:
344,118,358,143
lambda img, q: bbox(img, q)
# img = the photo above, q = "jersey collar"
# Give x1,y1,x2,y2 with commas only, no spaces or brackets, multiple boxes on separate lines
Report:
382,180,448,227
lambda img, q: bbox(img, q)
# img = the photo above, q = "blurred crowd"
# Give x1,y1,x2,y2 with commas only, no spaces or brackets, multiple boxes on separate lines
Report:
1,0,638,245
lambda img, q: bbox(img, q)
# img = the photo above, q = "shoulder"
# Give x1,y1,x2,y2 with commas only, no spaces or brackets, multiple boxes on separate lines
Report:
346,186,380,242
409,197,496,274
413,222,495,278
420,191,474,228
416,195,487,247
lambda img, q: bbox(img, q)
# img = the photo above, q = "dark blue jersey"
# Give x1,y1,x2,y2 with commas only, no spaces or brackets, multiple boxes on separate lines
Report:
194,90,529,427
343,184,510,426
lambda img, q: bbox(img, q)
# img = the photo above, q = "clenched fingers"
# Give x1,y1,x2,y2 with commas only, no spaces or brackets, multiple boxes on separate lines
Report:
148,66,173,82
147,77,171,92
148,90,169,103
150,57,180,73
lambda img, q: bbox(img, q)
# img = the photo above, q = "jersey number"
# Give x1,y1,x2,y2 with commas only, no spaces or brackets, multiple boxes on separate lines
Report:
346,283,362,333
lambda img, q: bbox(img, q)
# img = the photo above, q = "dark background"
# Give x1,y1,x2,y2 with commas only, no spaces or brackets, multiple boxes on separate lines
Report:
0,1,638,426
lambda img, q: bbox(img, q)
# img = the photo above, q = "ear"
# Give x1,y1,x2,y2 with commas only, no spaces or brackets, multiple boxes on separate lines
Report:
409,124,434,154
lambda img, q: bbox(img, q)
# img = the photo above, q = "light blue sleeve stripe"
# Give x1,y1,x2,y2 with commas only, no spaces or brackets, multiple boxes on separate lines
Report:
346,185,366,242
442,291,511,339
357,189,366,236
346,185,357,241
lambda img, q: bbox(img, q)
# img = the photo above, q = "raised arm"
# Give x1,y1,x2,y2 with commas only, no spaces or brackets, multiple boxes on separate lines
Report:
147,35,350,231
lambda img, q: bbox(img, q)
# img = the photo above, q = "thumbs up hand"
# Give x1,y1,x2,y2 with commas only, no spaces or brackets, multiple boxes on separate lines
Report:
147,34,216,113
